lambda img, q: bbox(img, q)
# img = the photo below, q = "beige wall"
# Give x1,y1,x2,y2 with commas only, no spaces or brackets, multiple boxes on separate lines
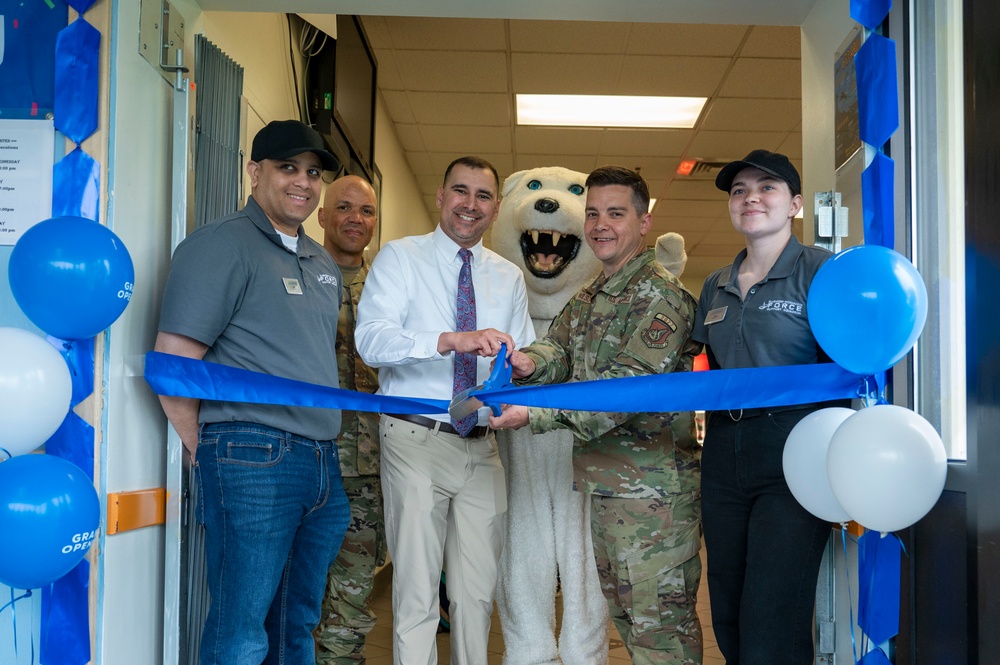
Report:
800,0,856,245
191,11,433,250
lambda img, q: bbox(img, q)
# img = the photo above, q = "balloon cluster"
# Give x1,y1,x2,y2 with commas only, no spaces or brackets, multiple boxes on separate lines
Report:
1,216,134,588
783,245,945,533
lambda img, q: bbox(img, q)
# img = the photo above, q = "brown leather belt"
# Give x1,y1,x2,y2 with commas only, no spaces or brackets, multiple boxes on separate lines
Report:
385,413,490,439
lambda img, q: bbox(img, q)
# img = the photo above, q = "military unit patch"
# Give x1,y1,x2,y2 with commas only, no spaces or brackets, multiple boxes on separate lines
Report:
641,313,677,348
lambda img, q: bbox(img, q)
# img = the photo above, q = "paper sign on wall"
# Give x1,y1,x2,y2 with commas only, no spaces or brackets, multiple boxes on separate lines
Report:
0,119,54,245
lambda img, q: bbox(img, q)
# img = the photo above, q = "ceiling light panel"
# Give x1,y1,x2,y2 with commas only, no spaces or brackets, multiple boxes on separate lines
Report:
516,94,707,129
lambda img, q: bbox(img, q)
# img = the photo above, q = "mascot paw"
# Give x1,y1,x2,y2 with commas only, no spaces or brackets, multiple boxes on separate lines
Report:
655,232,687,278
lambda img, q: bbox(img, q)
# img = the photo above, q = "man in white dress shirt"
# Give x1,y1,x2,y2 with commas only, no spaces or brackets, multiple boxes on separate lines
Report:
356,156,534,664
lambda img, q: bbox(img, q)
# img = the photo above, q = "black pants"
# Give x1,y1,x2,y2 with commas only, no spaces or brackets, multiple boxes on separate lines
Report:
701,409,831,665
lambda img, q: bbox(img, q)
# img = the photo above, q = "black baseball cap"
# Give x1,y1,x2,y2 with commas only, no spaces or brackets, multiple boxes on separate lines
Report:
250,120,340,171
715,149,801,196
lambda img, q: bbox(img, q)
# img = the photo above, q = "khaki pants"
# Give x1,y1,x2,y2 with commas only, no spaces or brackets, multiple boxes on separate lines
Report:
379,415,507,665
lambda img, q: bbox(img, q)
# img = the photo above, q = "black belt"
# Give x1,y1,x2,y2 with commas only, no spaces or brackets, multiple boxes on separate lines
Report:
717,402,823,422
385,413,490,439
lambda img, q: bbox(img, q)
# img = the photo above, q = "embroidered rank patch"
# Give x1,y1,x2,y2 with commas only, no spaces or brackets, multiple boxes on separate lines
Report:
641,312,677,348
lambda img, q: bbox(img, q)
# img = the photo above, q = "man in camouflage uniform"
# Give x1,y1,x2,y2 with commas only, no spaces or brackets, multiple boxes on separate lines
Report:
490,165,703,664
314,175,385,664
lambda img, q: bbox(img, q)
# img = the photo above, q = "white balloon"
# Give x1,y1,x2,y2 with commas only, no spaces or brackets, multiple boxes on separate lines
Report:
782,407,854,523
827,405,947,533
0,327,73,458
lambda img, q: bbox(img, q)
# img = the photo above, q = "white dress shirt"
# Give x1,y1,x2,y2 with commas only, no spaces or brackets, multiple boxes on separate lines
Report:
356,225,535,424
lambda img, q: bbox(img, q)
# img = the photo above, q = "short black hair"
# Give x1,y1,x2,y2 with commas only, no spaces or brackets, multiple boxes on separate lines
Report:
586,165,650,217
443,156,500,192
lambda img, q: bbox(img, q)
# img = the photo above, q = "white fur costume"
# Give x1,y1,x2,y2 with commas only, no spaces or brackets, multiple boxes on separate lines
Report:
491,167,689,664
492,167,608,665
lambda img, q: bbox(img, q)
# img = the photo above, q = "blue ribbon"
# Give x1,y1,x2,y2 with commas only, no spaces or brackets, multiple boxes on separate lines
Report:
40,560,89,665
861,152,895,249
858,530,901,646
43,413,96,483
64,0,99,14
0,588,35,665
145,352,867,415
54,18,100,143
851,0,892,29
53,148,100,221
144,352,450,415
858,648,892,665
855,34,899,148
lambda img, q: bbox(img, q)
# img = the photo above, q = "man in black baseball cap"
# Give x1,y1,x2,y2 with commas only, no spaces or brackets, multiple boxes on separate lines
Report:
251,119,340,172
155,116,350,663
715,149,801,196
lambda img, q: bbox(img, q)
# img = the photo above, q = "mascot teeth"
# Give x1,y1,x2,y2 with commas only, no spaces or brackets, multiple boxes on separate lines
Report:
519,230,581,278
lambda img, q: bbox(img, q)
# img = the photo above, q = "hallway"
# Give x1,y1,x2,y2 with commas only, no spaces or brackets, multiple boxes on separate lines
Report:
359,547,723,663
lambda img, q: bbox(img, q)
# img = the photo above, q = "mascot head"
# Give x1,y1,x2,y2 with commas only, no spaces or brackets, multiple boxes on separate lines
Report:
491,167,602,321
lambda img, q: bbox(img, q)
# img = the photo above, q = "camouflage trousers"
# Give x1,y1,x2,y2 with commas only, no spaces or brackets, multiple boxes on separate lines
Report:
314,474,386,664
591,491,702,664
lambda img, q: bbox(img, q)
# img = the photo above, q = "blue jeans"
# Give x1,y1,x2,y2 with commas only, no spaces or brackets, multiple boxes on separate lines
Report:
196,422,350,665
701,409,831,665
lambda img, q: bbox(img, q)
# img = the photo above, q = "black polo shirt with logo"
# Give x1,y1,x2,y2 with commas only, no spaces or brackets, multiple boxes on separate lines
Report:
692,236,833,370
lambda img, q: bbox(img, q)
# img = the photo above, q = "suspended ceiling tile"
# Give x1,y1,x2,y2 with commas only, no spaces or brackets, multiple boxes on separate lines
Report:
408,91,511,126
595,155,682,181
616,55,731,97
777,132,803,158
656,199,727,218
358,16,390,49
514,126,605,156
599,128,691,158
700,97,801,132
741,25,801,58
395,51,509,92
667,178,728,200
511,53,624,94
717,58,802,99
381,17,507,51
404,152,435,178
394,123,426,152
417,173,443,194
687,130,789,159
380,89,416,124
425,152,461,175
514,154,599,174
419,124,512,153
372,49,405,90
508,20,630,54
626,24,749,57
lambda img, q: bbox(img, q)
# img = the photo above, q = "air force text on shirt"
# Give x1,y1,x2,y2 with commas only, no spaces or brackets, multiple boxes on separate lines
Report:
758,299,803,315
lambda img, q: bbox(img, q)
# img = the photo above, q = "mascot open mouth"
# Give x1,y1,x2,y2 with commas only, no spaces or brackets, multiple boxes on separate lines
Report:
519,230,582,279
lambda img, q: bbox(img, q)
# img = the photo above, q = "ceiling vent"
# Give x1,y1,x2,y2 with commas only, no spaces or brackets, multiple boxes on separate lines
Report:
678,160,731,179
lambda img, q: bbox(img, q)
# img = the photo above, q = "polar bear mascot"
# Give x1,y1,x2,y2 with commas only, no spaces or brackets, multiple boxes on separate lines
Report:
491,166,687,664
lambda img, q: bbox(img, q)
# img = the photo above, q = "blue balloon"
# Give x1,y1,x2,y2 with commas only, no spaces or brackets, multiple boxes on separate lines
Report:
0,454,100,589
9,216,135,340
808,245,928,375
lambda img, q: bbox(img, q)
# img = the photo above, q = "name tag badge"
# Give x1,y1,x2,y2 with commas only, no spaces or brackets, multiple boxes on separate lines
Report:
282,277,303,295
704,306,728,325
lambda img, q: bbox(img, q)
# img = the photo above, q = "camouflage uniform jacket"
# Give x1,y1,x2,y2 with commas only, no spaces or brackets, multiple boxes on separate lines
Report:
336,260,380,477
519,248,701,499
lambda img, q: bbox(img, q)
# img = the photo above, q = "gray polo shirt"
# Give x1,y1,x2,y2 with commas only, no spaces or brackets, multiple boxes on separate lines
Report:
158,196,343,440
692,236,832,369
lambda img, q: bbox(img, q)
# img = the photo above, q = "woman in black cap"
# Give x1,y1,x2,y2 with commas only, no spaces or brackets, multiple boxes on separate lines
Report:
691,150,842,664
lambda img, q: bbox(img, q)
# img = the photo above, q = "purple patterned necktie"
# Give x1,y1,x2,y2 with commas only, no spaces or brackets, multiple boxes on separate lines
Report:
452,248,478,436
